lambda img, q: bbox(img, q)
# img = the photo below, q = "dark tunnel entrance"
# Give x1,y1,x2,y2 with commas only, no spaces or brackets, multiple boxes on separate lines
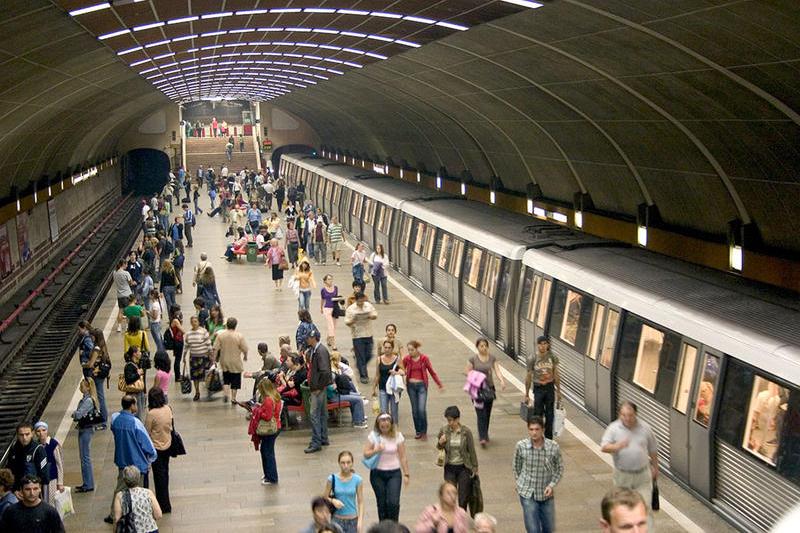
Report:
122,148,170,195
271,144,315,178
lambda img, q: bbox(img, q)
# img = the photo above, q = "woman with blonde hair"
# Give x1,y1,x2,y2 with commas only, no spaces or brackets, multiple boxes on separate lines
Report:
362,412,410,521
294,260,317,311
72,378,101,492
159,259,179,313
248,379,283,485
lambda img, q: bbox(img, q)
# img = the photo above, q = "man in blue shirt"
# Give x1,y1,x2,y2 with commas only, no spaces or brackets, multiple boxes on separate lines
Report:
104,395,156,524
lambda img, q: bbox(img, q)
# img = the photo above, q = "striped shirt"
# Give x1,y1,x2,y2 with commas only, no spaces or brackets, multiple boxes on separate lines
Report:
513,437,564,500
327,223,343,243
183,327,212,358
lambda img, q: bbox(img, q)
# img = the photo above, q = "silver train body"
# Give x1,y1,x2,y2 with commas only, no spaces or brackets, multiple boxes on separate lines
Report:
280,153,800,532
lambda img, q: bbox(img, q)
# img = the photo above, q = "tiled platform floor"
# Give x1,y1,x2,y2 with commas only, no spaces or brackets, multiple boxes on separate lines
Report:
39,210,734,532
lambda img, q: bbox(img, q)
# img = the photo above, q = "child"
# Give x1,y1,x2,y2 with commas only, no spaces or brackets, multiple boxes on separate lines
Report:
153,350,172,402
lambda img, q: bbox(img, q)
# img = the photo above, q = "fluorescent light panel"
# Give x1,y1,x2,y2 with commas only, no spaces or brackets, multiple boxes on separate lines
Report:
502,0,544,7
69,3,110,16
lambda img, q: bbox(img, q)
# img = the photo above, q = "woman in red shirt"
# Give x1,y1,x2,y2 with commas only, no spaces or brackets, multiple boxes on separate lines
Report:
402,340,444,440
247,379,282,485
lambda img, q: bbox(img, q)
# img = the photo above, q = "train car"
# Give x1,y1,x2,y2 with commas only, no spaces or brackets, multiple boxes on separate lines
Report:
400,198,566,351
343,177,449,266
519,244,800,531
281,152,800,531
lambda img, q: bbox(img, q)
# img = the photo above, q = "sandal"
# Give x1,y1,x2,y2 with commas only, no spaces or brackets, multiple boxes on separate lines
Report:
193,392,200,401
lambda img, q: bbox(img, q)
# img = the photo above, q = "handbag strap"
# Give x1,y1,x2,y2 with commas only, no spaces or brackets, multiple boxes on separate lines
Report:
170,406,176,432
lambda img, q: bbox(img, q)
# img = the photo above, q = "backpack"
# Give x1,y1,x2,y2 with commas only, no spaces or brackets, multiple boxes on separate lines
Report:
334,373,353,396
94,351,112,380
162,239,174,256
173,254,185,270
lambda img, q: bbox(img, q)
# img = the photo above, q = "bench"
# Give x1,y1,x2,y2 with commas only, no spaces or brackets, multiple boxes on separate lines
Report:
284,385,351,426
231,247,269,261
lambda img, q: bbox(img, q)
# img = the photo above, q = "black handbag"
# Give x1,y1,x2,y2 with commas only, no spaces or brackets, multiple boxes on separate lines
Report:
180,375,192,394
163,328,175,350
168,410,187,458
115,490,136,533
477,385,496,403
651,480,660,511
332,301,346,319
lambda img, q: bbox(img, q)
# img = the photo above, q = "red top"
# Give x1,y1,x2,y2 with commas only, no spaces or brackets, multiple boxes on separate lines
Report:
247,396,282,450
402,353,442,389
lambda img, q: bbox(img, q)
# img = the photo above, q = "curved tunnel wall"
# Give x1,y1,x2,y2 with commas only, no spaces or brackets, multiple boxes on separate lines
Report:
274,2,800,257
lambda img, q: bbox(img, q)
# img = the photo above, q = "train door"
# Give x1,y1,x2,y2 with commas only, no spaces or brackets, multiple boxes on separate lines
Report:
596,307,621,423
481,255,502,342
670,347,719,498
374,204,392,262
493,259,513,351
397,214,413,275
460,244,486,330
362,198,376,249
432,231,450,306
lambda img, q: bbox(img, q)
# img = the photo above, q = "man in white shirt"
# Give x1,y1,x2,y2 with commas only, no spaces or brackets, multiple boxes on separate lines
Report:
344,292,377,383
141,201,151,221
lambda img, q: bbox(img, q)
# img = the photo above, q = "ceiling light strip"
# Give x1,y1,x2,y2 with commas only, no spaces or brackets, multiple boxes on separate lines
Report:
69,3,111,16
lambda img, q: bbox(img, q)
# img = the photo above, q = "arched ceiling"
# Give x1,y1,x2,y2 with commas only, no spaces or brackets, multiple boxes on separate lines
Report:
2,0,799,258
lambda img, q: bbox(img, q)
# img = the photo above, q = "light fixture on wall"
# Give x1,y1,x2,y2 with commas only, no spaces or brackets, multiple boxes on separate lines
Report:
636,203,659,248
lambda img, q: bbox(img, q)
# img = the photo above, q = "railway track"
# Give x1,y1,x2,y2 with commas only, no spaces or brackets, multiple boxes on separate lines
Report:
0,197,141,461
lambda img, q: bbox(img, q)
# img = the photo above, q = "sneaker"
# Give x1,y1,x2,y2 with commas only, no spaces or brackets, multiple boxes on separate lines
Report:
103,516,114,524
116,324,122,333
359,377,369,384
261,479,274,486
354,422,369,429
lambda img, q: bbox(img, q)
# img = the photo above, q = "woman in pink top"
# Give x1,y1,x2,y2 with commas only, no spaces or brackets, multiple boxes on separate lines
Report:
265,238,286,290
414,482,471,533
363,413,410,522
152,351,172,402
402,340,444,440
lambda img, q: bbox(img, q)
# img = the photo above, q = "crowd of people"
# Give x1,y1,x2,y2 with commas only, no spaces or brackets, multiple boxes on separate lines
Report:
0,162,661,533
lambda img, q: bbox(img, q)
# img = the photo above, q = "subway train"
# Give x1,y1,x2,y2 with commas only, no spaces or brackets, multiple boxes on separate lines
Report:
280,153,800,532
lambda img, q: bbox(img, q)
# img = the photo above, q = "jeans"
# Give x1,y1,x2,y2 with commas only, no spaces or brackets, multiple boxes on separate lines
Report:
314,242,327,263
136,390,146,423
78,428,94,489
519,495,555,533
93,376,108,422
444,464,473,510
406,382,428,435
162,286,177,313
533,382,556,439
333,517,358,533
184,225,193,246
475,396,494,441
372,275,388,303
370,468,402,521
309,390,329,448
150,321,165,353
352,337,373,379
298,289,311,311
306,240,314,258
336,394,366,425
378,390,399,424
259,432,279,483
352,263,364,284
201,283,221,306
152,449,171,512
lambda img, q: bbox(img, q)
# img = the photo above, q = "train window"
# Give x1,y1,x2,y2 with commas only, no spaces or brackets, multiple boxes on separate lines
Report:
401,216,413,246
438,234,452,270
424,227,436,260
632,324,664,393
356,195,365,218
376,205,385,231
350,194,358,216
333,184,340,205
464,246,485,289
482,256,501,297
587,303,605,359
673,344,698,414
536,278,552,328
365,199,377,225
693,353,720,427
743,376,790,466
523,273,538,322
497,260,511,304
450,239,464,277
382,207,393,233
414,222,427,255
559,290,583,346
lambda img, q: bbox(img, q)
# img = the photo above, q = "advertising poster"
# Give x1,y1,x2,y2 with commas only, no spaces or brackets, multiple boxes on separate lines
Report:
0,224,11,278
48,199,59,241
16,211,31,264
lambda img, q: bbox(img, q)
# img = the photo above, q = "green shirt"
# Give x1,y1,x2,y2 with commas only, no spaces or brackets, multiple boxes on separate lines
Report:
123,304,145,319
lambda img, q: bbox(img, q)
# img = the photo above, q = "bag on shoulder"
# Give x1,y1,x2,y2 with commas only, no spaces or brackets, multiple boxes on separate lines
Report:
115,490,136,533
118,362,144,393
256,417,278,436
163,328,175,350
94,354,112,380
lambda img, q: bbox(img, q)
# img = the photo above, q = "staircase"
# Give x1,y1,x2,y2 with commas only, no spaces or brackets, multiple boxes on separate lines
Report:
186,132,259,174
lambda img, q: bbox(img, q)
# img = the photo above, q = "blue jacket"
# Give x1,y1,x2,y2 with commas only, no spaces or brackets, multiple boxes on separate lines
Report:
110,411,157,473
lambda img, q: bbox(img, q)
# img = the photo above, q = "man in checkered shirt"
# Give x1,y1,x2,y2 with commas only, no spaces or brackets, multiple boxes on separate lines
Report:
513,416,564,533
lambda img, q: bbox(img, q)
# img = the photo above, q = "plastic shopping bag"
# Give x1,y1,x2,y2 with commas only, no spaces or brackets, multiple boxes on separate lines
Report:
553,405,566,438
54,486,75,519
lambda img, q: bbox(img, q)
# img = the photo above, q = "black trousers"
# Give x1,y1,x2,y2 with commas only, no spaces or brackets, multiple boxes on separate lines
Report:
533,382,556,439
444,463,473,510
152,449,171,512
475,396,494,441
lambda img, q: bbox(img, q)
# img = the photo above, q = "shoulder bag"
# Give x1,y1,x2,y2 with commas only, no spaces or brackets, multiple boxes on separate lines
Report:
114,490,136,533
168,409,187,457
362,433,382,470
326,474,338,514
118,363,144,393
138,332,152,370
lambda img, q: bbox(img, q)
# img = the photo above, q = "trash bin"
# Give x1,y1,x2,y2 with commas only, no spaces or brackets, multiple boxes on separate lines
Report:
246,242,258,262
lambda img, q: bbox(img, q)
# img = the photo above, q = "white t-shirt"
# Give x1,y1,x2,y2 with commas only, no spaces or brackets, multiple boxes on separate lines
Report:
150,299,162,323
113,269,133,297
141,205,151,220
